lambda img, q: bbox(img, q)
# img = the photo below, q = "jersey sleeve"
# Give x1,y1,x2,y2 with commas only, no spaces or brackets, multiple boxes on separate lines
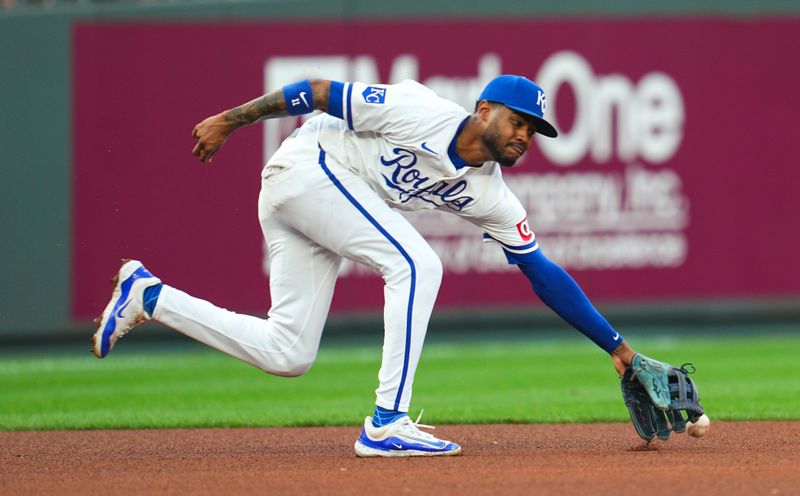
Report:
327,80,451,142
469,177,540,264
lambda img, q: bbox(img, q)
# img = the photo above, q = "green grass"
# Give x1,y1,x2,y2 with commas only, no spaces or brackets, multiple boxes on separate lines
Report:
1,334,798,430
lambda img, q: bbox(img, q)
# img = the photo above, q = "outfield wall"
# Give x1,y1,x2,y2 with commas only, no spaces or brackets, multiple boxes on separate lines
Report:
2,1,800,335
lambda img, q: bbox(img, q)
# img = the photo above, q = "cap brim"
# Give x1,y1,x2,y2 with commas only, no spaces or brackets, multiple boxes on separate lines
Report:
505,103,558,138
532,116,558,138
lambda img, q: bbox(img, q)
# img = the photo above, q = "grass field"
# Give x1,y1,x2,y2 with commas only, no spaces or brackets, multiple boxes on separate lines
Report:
1,333,799,430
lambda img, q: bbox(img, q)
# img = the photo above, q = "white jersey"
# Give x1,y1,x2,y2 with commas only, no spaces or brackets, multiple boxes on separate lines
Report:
266,79,539,260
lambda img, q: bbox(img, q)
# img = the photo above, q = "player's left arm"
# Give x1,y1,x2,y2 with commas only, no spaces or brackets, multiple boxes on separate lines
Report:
479,183,635,374
191,79,333,163
515,249,634,375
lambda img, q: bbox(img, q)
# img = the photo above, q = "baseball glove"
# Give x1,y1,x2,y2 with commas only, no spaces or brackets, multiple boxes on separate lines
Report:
621,353,704,441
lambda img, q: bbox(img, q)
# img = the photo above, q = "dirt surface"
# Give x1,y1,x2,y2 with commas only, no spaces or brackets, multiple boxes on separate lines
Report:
2,422,799,495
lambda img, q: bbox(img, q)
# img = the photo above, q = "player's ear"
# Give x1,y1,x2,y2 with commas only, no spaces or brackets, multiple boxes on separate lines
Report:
475,100,493,122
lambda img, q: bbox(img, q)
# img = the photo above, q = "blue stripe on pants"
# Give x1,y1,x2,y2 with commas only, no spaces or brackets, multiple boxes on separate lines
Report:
317,147,416,411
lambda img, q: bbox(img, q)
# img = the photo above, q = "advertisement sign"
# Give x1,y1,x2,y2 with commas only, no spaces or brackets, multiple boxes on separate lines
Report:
72,19,800,319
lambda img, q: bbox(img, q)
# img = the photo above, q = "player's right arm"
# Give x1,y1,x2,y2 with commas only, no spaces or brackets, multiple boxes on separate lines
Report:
191,79,333,163
193,79,448,163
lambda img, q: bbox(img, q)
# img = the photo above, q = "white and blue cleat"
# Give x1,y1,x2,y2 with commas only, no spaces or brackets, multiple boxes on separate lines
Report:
354,411,461,457
91,259,161,358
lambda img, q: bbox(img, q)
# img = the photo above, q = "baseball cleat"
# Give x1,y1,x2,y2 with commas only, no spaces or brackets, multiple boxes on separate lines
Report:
354,411,461,457
91,259,161,358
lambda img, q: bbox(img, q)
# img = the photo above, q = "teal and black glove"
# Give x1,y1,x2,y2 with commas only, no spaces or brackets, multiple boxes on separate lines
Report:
621,353,704,441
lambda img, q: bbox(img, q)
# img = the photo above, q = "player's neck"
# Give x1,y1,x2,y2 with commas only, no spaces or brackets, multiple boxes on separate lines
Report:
454,115,492,167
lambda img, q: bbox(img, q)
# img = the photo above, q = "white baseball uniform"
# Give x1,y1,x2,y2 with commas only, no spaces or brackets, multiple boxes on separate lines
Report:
151,80,539,411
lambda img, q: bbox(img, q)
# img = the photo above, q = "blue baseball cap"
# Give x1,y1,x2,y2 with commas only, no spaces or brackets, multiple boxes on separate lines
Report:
478,75,558,138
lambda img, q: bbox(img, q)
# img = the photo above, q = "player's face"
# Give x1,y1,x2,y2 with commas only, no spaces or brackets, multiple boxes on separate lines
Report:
482,106,536,167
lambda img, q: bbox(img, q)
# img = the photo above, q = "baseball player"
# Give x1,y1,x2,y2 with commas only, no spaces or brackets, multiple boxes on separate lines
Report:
92,75,640,457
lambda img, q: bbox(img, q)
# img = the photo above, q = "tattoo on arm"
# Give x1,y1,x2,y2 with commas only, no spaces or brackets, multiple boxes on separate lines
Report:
610,342,626,356
610,339,634,365
222,80,331,128
224,91,289,127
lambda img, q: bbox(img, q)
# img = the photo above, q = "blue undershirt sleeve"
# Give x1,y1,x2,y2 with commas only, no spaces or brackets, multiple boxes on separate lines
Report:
327,80,345,119
516,249,622,353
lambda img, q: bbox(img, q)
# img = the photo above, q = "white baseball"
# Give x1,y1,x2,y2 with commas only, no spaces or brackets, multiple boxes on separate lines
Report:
687,414,710,438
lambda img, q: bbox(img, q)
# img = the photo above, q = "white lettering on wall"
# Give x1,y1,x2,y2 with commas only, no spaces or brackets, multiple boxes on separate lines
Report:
390,166,689,274
536,51,685,166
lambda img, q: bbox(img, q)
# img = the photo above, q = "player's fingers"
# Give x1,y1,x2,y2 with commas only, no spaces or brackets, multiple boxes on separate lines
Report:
192,142,202,156
201,145,212,162
194,144,210,163
192,126,199,139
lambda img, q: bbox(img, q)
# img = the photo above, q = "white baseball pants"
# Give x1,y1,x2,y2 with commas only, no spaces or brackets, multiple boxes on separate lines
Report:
152,144,442,412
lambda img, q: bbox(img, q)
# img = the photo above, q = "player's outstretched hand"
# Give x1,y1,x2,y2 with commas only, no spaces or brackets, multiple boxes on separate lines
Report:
610,340,635,377
192,113,235,163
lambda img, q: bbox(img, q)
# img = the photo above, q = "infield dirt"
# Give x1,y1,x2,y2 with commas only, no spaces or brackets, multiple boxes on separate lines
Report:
2,422,798,495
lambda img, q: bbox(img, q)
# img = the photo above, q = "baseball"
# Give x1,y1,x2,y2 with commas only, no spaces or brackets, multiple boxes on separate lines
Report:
687,414,710,438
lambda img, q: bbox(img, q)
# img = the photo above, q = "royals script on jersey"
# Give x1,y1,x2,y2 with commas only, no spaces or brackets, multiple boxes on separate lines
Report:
265,79,539,262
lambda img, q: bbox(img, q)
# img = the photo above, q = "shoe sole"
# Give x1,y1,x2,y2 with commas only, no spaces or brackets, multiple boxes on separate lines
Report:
354,440,462,458
90,258,142,358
